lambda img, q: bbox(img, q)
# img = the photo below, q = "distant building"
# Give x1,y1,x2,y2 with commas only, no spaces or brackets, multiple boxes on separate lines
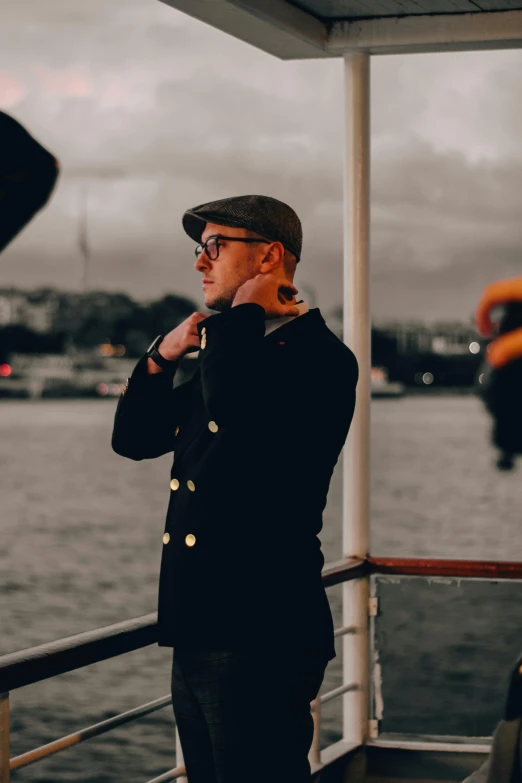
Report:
0,289,58,333
25,299,57,333
0,292,27,326
374,320,480,356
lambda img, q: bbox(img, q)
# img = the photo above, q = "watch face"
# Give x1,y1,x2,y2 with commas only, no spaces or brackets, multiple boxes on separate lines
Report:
147,335,162,354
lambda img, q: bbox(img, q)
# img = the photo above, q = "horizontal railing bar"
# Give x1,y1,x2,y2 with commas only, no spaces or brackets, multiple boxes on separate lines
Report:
313,739,361,779
0,560,366,692
0,613,158,692
145,764,187,782
319,682,358,705
6,554,520,694
367,736,491,753
369,556,522,580
333,624,357,638
322,557,368,587
10,694,172,771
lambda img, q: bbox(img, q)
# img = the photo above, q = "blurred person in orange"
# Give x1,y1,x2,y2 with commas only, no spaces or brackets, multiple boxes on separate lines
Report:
476,277,522,470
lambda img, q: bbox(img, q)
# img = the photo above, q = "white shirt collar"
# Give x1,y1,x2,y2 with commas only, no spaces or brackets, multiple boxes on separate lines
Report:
264,300,309,337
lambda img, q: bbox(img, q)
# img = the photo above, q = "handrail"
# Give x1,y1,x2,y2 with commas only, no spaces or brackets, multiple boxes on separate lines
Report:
3,620,361,774
3,555,522,694
145,765,186,783
319,682,359,705
369,556,522,579
0,559,365,694
0,556,367,781
321,557,368,586
0,613,157,693
3,554,521,780
10,695,172,771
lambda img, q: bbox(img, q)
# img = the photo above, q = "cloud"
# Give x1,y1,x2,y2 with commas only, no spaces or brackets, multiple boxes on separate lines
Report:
32,65,93,99
1,0,522,319
0,71,26,109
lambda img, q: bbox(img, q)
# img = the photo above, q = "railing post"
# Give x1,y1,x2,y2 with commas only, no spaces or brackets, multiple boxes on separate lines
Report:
342,49,371,747
175,726,187,783
308,697,321,767
0,692,10,783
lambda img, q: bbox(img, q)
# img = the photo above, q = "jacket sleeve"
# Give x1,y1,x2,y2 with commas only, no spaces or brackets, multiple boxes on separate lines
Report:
111,355,193,461
196,303,278,426
196,303,358,436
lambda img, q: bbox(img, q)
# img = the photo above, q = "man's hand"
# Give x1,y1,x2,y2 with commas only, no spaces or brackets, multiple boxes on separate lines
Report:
232,273,299,319
147,312,209,374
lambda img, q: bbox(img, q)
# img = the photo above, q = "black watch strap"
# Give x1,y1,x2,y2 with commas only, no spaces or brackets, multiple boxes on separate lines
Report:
146,335,178,372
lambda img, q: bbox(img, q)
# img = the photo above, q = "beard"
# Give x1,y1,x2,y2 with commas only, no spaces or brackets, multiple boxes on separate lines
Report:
206,263,257,312
206,288,235,313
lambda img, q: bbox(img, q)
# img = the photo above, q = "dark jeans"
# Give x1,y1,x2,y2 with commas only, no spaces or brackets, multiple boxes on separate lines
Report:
171,647,326,783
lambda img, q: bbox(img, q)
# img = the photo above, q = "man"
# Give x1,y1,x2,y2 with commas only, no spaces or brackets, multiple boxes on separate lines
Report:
112,194,358,783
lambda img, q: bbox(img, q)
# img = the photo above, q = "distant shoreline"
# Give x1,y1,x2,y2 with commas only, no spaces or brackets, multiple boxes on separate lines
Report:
0,386,481,401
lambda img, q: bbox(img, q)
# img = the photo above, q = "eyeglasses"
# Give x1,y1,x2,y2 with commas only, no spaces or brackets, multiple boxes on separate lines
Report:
195,235,271,261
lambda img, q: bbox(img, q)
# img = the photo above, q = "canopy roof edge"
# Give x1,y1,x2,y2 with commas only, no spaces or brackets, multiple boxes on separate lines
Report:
158,0,329,60
159,1,522,59
327,9,522,56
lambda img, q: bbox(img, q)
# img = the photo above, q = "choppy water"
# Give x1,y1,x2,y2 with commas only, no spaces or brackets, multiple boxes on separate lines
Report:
2,396,522,781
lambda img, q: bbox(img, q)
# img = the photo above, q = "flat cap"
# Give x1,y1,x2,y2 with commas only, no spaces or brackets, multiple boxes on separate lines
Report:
182,194,302,262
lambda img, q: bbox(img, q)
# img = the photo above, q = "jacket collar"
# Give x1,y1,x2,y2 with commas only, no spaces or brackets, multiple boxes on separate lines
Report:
264,300,310,337
263,307,327,345
191,307,327,386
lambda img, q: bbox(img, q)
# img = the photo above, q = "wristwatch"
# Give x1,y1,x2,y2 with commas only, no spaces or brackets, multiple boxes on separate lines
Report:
146,335,178,372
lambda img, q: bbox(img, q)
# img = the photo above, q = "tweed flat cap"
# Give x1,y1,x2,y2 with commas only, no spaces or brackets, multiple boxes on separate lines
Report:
182,194,302,261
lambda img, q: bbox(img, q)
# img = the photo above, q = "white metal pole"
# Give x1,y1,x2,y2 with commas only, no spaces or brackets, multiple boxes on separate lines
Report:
342,51,371,747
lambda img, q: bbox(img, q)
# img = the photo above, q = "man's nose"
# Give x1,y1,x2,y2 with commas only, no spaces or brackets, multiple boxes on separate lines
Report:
194,252,210,272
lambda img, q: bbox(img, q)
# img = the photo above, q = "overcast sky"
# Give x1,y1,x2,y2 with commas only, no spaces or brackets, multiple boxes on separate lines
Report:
2,0,522,321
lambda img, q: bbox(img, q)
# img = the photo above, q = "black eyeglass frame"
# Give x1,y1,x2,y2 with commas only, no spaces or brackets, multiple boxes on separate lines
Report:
194,235,271,260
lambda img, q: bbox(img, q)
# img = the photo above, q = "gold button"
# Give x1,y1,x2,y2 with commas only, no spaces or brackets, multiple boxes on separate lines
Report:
208,421,218,433
170,478,180,491
175,426,180,436
201,338,207,350
163,532,170,545
187,480,195,492
185,534,196,547
201,327,207,336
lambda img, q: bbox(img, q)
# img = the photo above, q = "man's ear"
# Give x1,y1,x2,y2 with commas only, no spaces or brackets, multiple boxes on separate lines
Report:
260,242,284,272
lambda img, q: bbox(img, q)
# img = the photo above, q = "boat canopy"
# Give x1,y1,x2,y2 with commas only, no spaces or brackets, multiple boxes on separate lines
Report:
159,1,522,59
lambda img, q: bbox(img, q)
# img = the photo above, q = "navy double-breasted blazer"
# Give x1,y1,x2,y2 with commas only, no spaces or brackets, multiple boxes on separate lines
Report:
112,303,358,664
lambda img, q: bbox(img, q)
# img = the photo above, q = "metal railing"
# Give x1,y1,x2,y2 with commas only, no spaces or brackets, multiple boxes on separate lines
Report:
0,557,366,783
3,554,521,781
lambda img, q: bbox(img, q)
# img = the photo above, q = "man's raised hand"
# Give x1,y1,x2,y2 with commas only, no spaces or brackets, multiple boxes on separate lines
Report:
232,273,299,319
147,312,209,373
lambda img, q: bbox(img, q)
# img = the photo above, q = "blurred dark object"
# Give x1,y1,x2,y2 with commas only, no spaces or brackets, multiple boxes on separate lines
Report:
0,111,59,253
479,302,522,471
